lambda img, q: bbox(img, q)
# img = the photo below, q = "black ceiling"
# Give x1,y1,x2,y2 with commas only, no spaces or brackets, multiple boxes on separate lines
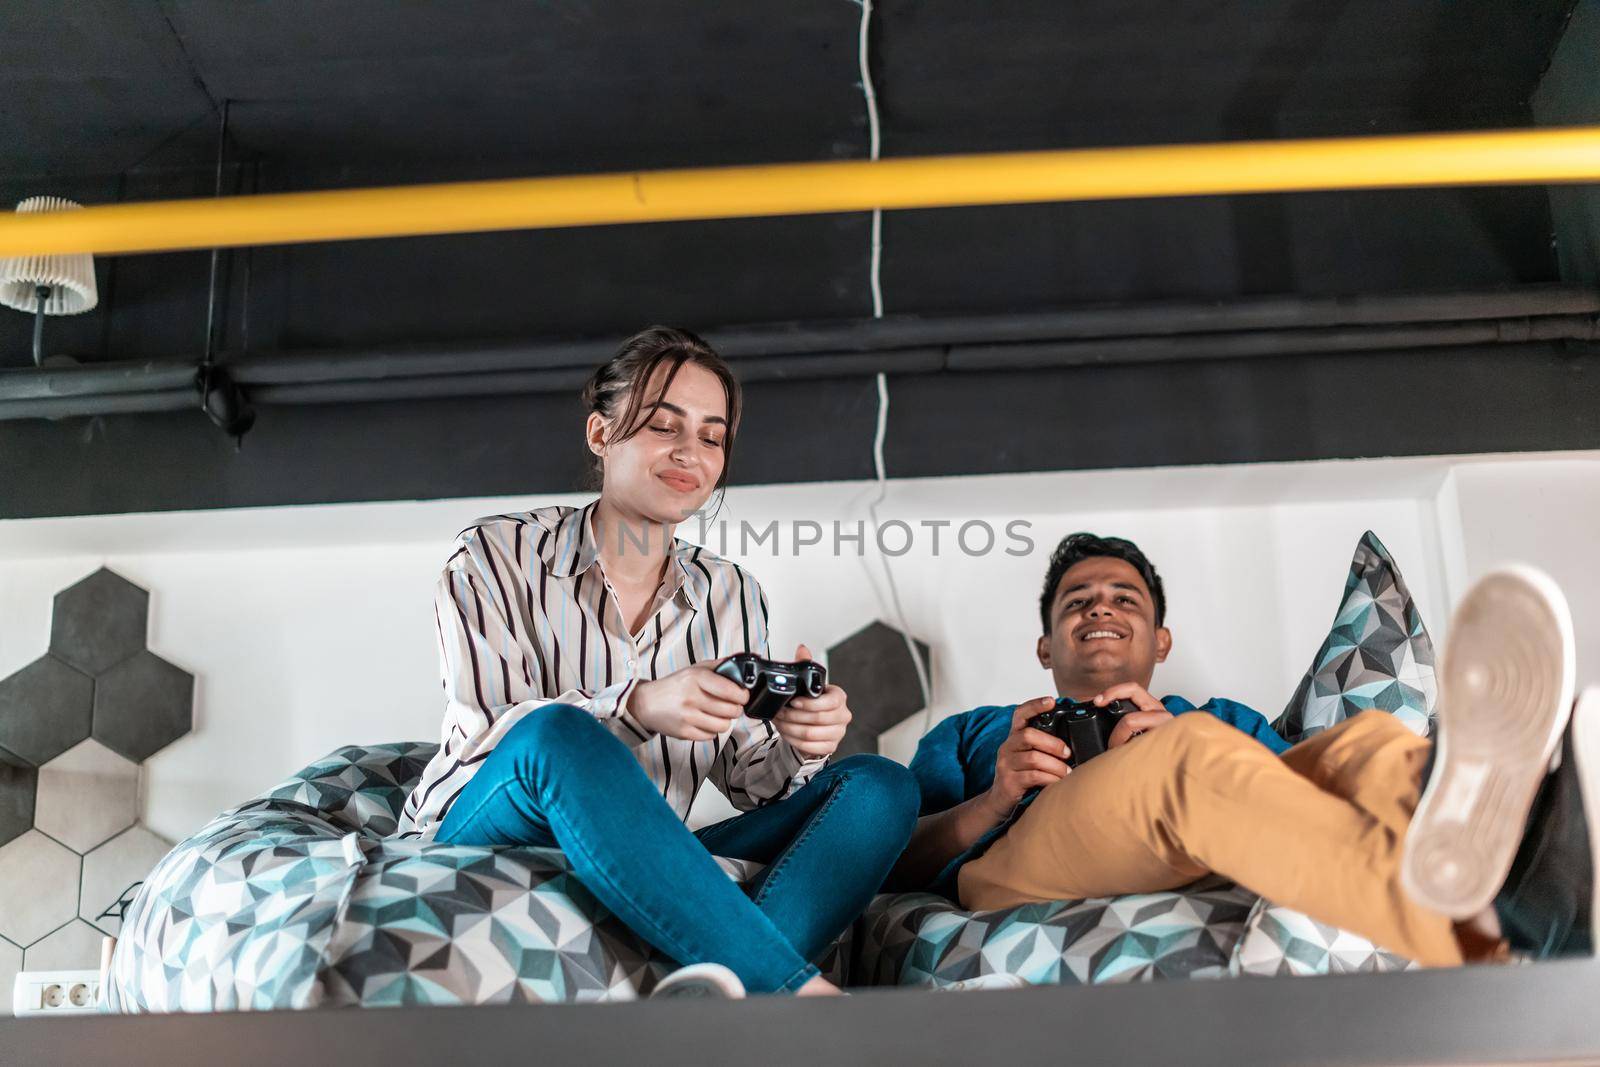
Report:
1,2,1575,177
0,1,1579,350
0,1,1594,518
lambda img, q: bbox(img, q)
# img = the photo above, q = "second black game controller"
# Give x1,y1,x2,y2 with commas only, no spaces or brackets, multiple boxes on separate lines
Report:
1026,696,1135,768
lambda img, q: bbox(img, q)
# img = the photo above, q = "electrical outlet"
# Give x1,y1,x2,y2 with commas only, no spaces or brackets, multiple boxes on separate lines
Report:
11,970,102,1017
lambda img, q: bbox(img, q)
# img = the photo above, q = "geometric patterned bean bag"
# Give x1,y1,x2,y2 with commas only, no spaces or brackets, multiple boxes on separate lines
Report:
857,876,1420,985
853,881,1418,987
856,877,1257,987
1230,898,1418,977
106,743,1414,1006
106,742,845,1011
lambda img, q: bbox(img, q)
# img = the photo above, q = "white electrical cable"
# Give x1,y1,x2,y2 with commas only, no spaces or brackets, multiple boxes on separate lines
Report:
866,373,934,717
858,0,881,162
858,0,884,318
853,0,933,728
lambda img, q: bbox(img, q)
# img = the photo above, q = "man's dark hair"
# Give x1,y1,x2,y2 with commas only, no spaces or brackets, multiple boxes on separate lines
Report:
1038,533,1167,634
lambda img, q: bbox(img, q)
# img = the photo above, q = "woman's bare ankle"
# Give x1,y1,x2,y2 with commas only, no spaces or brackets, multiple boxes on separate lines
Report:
795,975,843,996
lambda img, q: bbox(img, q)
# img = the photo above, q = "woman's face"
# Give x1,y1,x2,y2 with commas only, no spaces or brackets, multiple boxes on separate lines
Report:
589,361,730,525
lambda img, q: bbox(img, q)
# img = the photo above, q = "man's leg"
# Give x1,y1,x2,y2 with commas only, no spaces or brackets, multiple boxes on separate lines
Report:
693,754,920,962
1278,710,1429,835
436,704,819,994
1280,712,1513,958
957,710,1466,965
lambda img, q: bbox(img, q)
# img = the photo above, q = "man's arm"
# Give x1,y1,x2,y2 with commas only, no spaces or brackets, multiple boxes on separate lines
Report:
884,792,1014,892
885,696,1068,893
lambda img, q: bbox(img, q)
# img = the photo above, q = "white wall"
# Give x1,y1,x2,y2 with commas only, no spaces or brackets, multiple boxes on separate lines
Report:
1448,459,1600,686
1,449,1595,843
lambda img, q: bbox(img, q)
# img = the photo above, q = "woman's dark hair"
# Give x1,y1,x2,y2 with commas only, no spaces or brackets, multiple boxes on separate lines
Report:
581,326,741,505
1038,532,1167,634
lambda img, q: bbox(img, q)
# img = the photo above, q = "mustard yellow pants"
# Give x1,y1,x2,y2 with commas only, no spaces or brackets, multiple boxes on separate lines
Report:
957,710,1470,966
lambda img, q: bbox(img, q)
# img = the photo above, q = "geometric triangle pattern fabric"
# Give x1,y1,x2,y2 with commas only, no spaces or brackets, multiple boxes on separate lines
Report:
1278,530,1438,744
857,874,1422,988
101,740,1418,1004
1229,897,1418,977
316,846,672,1005
106,742,820,1011
856,877,1257,988
104,799,364,1011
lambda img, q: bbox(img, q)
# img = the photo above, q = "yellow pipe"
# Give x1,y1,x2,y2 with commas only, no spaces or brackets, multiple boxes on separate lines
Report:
3,126,1599,258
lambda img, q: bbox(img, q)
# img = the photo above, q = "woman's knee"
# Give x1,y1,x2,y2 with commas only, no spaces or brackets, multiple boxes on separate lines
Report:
824,754,921,830
499,703,605,761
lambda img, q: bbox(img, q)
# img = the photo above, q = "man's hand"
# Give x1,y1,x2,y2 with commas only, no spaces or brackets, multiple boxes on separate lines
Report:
980,696,1071,819
628,662,749,741
772,643,852,759
1094,682,1175,748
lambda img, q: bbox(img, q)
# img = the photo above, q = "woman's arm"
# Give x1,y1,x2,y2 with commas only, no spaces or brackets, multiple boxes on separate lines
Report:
435,525,657,750
707,570,827,810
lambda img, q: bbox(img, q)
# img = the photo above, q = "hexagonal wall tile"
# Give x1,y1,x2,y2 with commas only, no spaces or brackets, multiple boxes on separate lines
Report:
34,740,139,853
49,568,149,676
0,749,37,850
23,919,104,972
0,937,20,1018
0,830,82,947
91,651,193,764
80,825,173,937
0,655,94,767
826,620,931,757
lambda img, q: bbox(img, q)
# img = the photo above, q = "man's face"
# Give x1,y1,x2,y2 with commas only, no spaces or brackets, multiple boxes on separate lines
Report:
1036,556,1172,700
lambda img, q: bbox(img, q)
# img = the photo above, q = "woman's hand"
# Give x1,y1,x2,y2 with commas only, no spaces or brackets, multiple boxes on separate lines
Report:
1095,682,1175,748
980,696,1071,820
771,644,852,759
627,663,749,741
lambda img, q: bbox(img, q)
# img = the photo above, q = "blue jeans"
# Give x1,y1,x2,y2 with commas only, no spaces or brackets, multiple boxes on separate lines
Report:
434,704,919,993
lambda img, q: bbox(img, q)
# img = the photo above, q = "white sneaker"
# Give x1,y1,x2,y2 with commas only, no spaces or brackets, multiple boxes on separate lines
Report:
1402,564,1577,919
933,973,1030,992
648,962,746,1000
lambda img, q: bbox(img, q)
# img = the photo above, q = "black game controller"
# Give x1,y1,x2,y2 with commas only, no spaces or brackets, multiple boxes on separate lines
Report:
713,653,828,720
1027,697,1135,768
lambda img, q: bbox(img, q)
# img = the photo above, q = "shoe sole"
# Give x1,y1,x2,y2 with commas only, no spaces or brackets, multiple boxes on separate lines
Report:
1401,565,1576,919
647,962,747,1000
935,974,1031,992
1571,687,1600,950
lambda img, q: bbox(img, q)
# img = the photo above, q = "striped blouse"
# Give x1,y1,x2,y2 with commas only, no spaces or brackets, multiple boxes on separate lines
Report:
397,502,825,839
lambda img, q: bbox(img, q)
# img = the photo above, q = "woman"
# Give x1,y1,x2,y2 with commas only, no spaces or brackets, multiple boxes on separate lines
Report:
397,326,920,997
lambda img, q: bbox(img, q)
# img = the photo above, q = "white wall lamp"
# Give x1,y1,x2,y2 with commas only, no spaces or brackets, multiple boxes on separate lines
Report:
0,196,99,367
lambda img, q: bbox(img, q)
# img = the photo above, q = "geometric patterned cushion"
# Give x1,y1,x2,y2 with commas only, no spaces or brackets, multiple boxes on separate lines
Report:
1229,897,1418,977
106,742,836,1010
105,799,368,1012
260,742,436,840
856,877,1257,987
1278,530,1438,744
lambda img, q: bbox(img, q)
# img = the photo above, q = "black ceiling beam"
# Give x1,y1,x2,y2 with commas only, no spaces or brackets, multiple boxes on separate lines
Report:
3,340,1595,520
1,286,1594,421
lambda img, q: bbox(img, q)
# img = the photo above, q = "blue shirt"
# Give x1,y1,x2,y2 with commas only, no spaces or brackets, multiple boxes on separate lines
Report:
907,695,1291,900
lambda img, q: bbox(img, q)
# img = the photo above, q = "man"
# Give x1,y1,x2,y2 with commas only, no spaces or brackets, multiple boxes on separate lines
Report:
887,533,1597,965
